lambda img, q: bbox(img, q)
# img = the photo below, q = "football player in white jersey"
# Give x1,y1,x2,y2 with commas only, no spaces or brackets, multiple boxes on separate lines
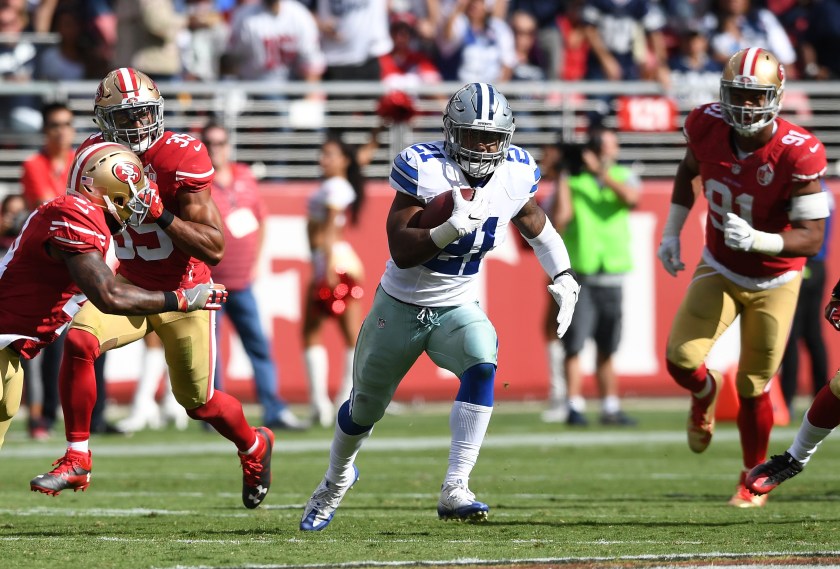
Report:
300,83,581,531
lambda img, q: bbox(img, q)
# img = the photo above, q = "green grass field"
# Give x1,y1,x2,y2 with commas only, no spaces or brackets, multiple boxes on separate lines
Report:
2,400,840,569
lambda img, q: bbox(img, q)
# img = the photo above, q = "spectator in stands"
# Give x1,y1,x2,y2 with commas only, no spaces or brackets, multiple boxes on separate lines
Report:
379,12,442,106
203,122,308,431
0,0,41,132
507,0,564,80
668,24,723,107
389,0,442,52
557,0,589,81
797,0,840,80
21,102,75,210
314,0,392,82
437,0,516,83
510,10,546,82
178,0,230,82
709,0,796,67
584,0,670,82
33,2,86,81
226,0,325,85
114,0,185,81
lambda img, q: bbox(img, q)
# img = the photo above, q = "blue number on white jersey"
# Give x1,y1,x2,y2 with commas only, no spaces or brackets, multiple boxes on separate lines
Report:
423,217,498,275
507,147,531,165
412,143,446,163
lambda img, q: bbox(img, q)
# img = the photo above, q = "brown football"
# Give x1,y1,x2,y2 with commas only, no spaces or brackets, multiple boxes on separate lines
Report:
416,187,475,228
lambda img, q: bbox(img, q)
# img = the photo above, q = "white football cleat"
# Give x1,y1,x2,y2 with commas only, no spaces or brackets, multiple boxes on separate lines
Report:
437,479,489,522
300,465,359,531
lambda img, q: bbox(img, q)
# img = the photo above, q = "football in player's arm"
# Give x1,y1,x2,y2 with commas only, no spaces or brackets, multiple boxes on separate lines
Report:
0,143,226,450
656,47,828,508
300,82,580,532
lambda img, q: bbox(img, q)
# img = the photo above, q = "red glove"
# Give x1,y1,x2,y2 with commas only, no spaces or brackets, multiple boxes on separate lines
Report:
136,183,165,221
175,283,228,312
825,296,840,331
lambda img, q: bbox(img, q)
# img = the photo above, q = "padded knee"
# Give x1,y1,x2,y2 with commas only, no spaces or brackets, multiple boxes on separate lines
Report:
666,360,707,392
457,362,496,406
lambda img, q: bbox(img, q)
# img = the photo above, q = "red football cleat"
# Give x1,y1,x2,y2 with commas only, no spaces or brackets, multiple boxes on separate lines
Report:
30,449,92,496
240,427,274,509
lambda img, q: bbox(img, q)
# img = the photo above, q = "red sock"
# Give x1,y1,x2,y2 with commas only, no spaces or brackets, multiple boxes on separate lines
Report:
806,385,840,429
186,390,256,452
736,392,773,469
60,329,100,442
666,360,709,393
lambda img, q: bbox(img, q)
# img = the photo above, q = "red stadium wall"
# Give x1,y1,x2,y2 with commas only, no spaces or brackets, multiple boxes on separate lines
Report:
105,179,840,403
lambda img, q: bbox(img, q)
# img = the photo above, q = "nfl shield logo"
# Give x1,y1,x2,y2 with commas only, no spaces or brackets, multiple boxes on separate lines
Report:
756,163,774,186
377,318,386,329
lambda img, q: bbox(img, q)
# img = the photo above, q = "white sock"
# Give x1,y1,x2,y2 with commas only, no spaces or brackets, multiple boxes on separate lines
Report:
789,414,834,465
326,421,372,486
444,401,493,486
68,441,88,453
333,347,355,406
131,346,166,411
304,345,330,405
568,396,586,413
547,340,566,403
602,395,621,415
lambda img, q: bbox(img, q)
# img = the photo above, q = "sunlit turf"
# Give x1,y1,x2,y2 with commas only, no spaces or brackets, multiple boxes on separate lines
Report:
2,400,840,569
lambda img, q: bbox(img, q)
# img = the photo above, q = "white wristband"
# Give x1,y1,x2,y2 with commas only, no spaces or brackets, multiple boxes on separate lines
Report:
662,203,690,238
751,230,785,255
430,221,460,248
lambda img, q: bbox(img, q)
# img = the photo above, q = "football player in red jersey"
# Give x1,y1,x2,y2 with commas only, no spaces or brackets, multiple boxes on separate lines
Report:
30,68,275,510
657,47,829,507
1,143,227,454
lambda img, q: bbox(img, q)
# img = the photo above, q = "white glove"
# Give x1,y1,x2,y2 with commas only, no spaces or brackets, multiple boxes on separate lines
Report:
723,212,755,251
548,271,580,339
175,283,228,312
448,187,489,238
657,236,685,277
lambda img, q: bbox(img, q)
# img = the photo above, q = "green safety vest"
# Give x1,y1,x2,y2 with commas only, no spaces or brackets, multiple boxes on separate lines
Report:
563,165,635,275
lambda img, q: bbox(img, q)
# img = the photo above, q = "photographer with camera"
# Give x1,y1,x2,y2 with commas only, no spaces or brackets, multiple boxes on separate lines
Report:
542,126,640,426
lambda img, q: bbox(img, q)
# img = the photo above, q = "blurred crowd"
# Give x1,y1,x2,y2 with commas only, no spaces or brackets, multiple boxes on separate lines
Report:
2,0,840,133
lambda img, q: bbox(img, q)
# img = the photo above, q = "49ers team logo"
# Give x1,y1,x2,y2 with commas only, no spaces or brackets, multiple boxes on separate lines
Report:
756,163,775,186
112,161,142,185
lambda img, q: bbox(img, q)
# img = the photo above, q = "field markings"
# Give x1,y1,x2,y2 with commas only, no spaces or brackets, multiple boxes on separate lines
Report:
0,428,800,459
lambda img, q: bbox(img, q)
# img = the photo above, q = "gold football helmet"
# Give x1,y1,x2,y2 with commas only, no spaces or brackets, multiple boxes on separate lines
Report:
720,47,785,136
67,142,152,233
94,67,164,154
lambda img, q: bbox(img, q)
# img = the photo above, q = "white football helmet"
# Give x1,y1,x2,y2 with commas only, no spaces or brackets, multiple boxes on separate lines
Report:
67,142,152,233
443,83,515,178
94,67,165,154
720,47,785,137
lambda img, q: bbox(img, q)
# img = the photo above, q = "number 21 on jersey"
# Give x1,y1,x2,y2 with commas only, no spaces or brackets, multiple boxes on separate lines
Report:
423,217,498,276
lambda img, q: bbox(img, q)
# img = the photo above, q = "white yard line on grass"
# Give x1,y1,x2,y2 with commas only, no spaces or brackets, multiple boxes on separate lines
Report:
0,428,799,459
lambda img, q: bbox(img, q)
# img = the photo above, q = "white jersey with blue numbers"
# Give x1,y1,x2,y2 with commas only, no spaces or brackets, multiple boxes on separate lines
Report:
382,140,540,307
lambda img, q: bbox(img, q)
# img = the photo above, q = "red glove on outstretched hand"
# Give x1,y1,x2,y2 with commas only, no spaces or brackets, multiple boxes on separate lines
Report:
136,184,165,221
175,283,228,312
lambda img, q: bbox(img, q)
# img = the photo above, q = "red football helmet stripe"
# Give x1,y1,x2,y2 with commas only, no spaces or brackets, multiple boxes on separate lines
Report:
740,47,761,77
116,67,140,98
